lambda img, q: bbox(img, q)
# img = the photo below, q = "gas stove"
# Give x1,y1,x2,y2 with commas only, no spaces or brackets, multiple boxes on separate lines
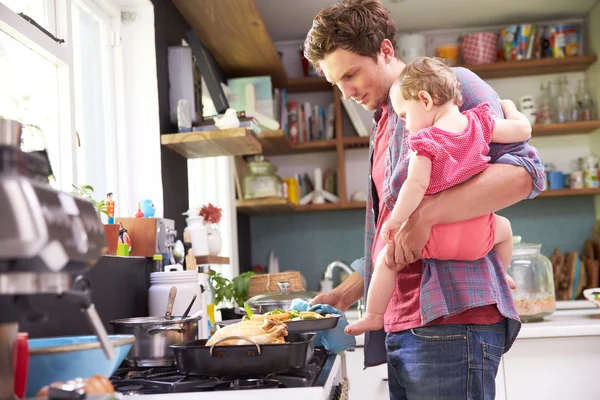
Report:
110,347,336,395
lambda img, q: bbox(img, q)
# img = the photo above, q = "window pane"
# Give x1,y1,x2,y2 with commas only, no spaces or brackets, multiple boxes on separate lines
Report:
72,1,113,201
2,0,56,36
0,28,61,187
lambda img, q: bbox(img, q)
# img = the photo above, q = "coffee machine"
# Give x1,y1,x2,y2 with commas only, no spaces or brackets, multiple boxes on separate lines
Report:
0,118,114,400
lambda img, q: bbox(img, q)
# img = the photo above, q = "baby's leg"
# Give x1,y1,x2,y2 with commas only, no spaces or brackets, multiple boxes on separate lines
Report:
345,246,396,336
494,214,516,289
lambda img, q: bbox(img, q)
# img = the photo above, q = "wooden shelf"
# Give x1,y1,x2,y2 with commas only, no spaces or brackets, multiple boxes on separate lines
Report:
161,128,261,159
195,255,230,265
464,55,597,80
257,130,337,155
257,130,292,155
344,201,367,210
287,76,332,93
236,198,350,215
532,121,600,137
172,0,288,88
538,188,600,198
236,198,294,215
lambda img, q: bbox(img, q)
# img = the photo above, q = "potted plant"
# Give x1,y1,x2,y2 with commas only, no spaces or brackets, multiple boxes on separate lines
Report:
72,184,119,255
209,270,255,320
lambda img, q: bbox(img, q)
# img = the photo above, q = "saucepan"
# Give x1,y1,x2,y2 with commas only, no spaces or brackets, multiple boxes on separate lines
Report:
110,314,200,367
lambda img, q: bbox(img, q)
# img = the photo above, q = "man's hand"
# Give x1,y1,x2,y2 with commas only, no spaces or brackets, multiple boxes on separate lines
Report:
309,272,365,312
385,200,434,270
310,290,349,311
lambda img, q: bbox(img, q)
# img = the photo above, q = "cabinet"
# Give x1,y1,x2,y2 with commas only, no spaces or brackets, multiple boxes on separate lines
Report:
344,348,389,400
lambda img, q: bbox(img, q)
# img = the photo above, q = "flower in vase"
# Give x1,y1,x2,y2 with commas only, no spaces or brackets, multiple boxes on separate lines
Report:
199,203,223,225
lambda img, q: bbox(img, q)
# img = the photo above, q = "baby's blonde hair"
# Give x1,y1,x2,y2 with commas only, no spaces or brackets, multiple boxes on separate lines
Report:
394,57,463,107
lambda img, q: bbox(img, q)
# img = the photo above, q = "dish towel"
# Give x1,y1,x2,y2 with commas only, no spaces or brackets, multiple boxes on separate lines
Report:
290,298,356,353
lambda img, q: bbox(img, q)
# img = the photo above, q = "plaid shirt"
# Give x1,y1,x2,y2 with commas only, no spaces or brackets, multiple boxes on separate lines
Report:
362,67,546,367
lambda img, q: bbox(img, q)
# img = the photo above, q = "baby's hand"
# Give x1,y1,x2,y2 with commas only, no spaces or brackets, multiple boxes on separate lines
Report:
499,99,517,113
380,218,402,244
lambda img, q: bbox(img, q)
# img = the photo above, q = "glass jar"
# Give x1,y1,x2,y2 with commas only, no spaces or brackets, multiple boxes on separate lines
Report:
243,155,283,199
507,237,556,322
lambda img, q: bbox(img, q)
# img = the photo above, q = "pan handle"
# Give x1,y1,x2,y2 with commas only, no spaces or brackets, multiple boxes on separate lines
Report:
209,336,262,356
148,326,187,335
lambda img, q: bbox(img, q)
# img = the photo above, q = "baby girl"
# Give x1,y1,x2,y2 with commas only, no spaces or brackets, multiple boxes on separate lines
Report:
346,57,531,335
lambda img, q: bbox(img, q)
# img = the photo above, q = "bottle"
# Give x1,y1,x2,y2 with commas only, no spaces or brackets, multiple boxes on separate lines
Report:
536,82,553,124
578,79,596,121
152,253,164,273
553,77,569,123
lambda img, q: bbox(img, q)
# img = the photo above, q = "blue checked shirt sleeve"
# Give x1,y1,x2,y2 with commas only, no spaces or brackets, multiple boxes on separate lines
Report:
454,67,546,199
351,257,366,278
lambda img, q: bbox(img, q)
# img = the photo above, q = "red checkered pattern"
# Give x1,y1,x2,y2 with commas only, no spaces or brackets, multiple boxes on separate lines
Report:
461,32,498,64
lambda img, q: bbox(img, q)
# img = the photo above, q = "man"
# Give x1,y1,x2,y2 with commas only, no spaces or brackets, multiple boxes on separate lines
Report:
305,1,545,399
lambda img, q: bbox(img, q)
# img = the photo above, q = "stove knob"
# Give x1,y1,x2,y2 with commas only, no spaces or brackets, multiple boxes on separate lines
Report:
71,217,89,254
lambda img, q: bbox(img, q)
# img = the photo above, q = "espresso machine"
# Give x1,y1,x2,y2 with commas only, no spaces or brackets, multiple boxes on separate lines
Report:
0,118,114,400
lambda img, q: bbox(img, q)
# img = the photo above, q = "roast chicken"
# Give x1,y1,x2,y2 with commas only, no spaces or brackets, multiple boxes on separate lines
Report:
206,317,288,346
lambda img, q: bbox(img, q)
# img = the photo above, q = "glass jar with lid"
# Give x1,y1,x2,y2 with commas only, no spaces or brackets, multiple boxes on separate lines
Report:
243,155,283,199
507,236,556,322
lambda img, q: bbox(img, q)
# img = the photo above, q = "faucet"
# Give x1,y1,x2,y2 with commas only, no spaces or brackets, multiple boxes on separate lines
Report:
323,261,364,318
324,261,354,281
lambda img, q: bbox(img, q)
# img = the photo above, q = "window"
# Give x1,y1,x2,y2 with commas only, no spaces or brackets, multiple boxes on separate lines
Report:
0,0,121,203
72,0,118,202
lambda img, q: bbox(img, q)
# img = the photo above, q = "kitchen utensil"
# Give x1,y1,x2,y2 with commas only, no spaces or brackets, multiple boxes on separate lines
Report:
170,332,316,376
110,316,200,367
246,282,318,313
13,332,29,399
507,237,556,322
461,32,498,64
181,294,197,320
165,286,177,320
217,314,342,332
25,335,135,398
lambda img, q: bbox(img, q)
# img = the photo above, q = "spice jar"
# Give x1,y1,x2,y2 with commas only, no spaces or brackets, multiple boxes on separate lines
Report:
507,236,556,322
243,155,283,199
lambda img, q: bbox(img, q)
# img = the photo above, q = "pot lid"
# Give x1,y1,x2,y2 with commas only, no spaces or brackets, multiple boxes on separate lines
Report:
110,315,199,326
246,282,317,307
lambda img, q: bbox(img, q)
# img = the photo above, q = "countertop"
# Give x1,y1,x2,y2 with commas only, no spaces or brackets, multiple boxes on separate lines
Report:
345,305,600,345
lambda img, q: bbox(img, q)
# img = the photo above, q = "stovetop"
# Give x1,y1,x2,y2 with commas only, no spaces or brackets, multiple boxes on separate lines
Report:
110,347,331,395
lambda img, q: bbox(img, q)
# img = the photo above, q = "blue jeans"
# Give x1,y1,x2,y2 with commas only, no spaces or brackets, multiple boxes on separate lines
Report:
385,319,506,400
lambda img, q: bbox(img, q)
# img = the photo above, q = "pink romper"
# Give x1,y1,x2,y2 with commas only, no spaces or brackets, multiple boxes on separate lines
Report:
408,102,497,261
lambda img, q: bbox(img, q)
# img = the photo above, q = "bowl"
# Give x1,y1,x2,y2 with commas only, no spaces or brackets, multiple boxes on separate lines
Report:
26,334,136,398
583,288,600,308
461,32,498,65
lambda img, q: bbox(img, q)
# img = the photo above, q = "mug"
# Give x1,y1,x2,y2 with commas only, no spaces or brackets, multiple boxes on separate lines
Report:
547,171,565,190
435,44,459,66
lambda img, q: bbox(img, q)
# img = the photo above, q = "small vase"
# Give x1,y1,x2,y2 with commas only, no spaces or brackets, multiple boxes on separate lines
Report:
205,222,222,256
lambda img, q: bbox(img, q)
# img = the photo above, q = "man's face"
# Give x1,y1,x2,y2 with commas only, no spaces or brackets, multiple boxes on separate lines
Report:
319,48,389,111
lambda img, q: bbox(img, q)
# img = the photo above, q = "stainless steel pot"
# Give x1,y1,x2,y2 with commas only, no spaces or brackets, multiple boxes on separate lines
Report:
245,282,318,314
110,316,199,367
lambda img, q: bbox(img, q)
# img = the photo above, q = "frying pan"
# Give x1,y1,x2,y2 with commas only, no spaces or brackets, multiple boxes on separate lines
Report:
170,333,316,376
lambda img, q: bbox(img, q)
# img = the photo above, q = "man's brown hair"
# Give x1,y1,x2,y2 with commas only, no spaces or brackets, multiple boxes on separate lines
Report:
394,57,463,106
304,0,397,67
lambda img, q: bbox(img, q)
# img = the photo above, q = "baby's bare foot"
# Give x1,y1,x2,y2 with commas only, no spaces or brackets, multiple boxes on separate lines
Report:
344,313,384,336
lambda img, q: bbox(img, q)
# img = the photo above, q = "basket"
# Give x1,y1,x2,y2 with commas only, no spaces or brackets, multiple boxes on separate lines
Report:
248,272,305,297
